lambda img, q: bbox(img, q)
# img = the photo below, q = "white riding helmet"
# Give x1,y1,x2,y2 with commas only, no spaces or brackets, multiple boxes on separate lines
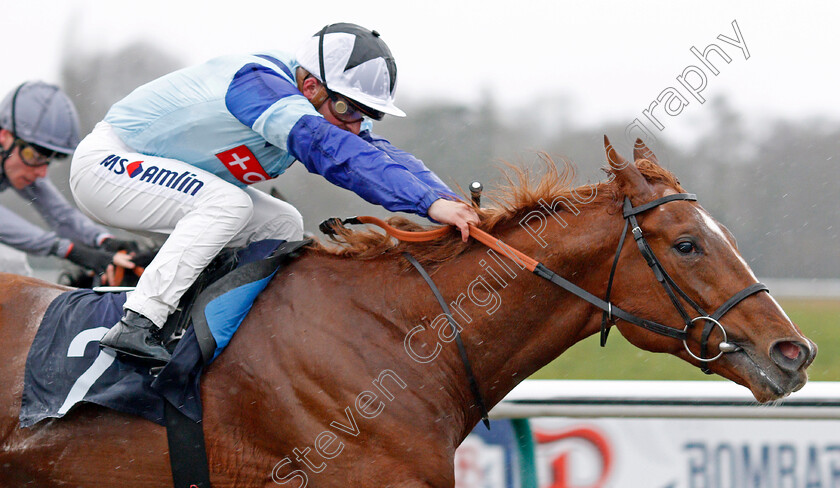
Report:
296,23,405,118
0,81,81,154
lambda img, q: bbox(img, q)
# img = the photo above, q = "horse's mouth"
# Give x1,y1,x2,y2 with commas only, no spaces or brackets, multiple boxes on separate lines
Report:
723,344,807,402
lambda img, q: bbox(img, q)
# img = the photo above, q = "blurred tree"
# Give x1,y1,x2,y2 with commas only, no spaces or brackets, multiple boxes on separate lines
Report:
374,92,534,196
61,42,184,136
743,121,840,277
695,95,750,164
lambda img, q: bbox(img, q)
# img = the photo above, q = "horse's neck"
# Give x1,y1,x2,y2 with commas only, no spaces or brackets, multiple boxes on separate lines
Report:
447,204,620,410
213,204,621,447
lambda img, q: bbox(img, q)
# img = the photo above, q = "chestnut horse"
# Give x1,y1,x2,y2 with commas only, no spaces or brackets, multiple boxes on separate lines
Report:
0,138,816,487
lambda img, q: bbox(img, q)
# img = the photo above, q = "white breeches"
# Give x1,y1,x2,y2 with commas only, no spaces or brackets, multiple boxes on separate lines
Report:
69,122,304,327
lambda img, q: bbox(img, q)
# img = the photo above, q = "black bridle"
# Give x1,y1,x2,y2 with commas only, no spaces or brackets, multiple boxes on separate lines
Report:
536,193,768,374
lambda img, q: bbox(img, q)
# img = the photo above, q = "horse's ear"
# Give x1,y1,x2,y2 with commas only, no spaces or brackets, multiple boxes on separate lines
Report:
604,135,653,200
633,138,659,165
604,135,629,169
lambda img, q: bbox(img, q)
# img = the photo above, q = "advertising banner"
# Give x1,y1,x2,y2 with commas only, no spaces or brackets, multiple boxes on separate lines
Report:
455,419,525,488
455,418,840,488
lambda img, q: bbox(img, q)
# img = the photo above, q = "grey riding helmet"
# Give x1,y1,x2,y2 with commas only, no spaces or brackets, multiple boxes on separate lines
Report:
0,81,81,154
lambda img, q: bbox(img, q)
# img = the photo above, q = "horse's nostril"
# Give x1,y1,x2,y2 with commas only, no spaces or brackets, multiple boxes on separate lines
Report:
770,340,814,373
777,341,801,360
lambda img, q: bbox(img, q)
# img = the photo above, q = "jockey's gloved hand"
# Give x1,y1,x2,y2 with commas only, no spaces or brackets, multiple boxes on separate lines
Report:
100,237,141,254
65,243,114,275
132,250,157,268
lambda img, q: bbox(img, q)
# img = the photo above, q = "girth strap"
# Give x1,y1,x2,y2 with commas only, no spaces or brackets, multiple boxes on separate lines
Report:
165,401,211,488
403,253,491,429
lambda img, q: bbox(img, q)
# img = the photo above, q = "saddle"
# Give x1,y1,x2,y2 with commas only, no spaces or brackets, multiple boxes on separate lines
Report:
110,239,310,361
20,238,312,424
157,247,240,352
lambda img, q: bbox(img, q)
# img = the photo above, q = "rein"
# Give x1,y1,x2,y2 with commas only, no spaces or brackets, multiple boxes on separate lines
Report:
321,193,769,424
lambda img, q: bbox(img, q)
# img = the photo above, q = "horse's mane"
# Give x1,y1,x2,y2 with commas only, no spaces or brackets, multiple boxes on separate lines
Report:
309,154,684,266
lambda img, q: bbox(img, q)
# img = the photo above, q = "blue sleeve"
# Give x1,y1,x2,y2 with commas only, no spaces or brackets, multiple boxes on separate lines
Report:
225,63,302,128
359,130,458,200
287,115,441,217
225,63,323,153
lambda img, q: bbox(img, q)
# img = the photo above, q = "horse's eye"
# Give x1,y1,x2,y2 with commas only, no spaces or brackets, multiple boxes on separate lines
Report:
675,241,697,254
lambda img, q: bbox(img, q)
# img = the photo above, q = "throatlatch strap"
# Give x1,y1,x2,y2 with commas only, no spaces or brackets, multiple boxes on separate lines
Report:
403,252,491,429
600,218,630,346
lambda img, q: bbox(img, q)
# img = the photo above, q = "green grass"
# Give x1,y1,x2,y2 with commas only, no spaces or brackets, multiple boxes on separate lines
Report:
529,298,840,381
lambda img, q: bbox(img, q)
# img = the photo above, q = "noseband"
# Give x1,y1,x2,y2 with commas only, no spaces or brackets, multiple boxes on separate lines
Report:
598,193,768,373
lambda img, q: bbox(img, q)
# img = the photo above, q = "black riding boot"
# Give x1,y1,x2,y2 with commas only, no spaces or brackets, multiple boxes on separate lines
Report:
100,310,172,364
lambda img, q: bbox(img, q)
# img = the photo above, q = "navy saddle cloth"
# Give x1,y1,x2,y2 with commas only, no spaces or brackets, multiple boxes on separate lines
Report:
20,239,309,427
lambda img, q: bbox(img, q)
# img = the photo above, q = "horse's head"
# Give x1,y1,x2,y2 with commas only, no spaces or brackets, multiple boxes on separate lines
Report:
603,136,816,402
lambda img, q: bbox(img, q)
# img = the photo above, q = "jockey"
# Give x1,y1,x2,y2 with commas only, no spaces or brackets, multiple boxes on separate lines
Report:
70,23,479,365
0,81,139,278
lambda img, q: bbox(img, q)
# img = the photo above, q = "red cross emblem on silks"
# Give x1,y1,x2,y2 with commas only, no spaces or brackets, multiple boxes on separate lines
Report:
215,145,269,185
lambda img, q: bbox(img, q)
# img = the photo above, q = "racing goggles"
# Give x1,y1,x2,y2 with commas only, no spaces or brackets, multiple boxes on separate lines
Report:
327,91,384,123
14,139,57,167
